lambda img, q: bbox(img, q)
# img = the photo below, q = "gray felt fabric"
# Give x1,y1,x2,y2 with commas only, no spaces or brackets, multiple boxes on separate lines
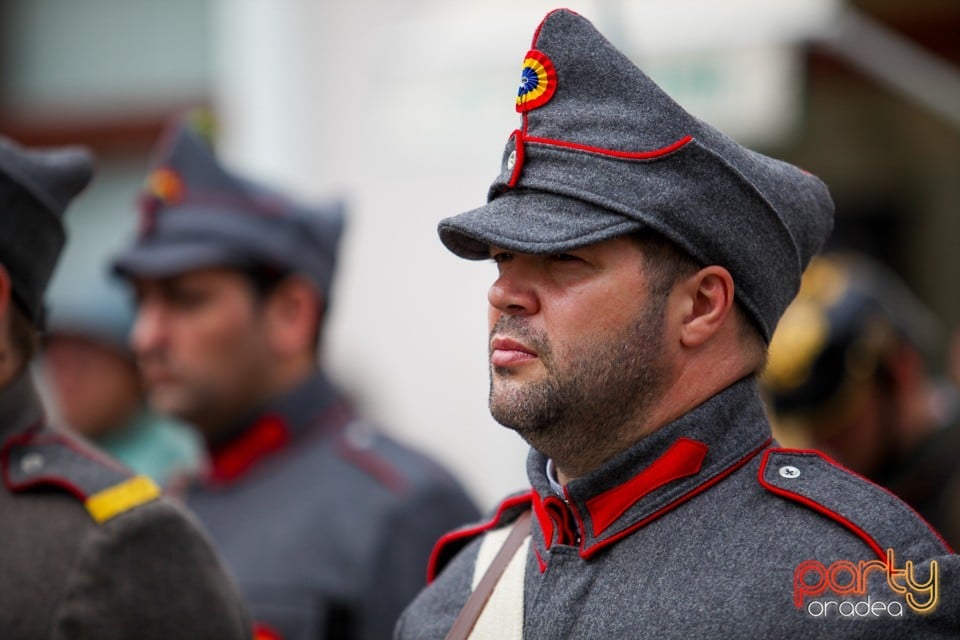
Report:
0,135,93,326
438,10,834,341
0,373,251,639
112,119,344,304
396,377,960,638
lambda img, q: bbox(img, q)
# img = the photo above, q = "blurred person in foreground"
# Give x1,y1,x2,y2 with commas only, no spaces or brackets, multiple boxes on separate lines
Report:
112,116,480,640
395,10,959,639
0,135,249,638
763,251,960,548
42,273,200,487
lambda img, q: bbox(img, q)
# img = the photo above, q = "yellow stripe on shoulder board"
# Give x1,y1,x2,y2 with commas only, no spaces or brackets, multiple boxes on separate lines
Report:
85,475,161,523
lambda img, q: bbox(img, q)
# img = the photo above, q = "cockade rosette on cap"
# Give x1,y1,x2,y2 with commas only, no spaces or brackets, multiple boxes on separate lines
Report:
112,114,345,305
438,9,834,341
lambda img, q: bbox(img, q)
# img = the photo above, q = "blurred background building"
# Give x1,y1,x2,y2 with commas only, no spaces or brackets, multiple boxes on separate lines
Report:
2,0,958,509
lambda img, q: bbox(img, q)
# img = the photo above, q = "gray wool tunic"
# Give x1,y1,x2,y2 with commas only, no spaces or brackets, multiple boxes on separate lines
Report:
396,376,960,638
184,371,481,640
0,372,251,639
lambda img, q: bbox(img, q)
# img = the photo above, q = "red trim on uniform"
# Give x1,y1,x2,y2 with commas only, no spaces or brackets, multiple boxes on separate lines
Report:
586,438,708,537
253,622,284,640
759,447,953,555
544,494,577,546
524,134,693,161
531,490,554,549
1,424,128,500
426,491,534,583
208,415,290,484
575,438,772,560
534,547,547,574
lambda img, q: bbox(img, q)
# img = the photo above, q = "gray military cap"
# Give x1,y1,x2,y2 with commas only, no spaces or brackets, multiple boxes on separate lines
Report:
0,135,94,327
112,117,344,305
439,9,834,341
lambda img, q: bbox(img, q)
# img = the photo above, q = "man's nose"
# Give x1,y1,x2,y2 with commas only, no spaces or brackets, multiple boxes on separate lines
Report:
130,302,164,356
488,268,540,317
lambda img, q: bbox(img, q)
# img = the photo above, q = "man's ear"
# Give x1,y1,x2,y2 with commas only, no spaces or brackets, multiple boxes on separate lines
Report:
264,276,322,356
676,266,735,348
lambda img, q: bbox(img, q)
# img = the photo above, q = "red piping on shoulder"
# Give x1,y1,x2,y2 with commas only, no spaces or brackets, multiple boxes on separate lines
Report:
759,447,953,555
1,424,127,500
426,490,534,583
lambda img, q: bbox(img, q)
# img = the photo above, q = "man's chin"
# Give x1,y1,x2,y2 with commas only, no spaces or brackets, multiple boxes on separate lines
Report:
146,387,196,422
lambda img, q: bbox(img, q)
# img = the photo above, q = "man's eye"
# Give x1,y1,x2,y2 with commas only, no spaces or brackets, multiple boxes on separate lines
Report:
491,252,512,264
549,253,580,262
169,290,208,309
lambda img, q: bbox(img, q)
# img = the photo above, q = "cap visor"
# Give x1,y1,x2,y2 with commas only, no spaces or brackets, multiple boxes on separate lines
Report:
439,189,644,259
112,240,249,280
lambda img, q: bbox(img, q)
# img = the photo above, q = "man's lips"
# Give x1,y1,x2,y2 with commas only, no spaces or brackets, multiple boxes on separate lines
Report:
140,365,177,387
490,336,538,367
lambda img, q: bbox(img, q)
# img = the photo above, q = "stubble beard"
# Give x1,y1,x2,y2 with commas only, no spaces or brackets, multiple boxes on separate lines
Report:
488,300,669,475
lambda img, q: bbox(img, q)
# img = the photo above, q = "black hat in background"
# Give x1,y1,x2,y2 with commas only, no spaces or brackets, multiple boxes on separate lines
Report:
112,115,345,308
763,252,941,416
0,135,94,328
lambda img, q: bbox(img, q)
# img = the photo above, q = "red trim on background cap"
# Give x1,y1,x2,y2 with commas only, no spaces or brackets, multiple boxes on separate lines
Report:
169,191,287,218
586,437,708,537
524,134,693,161
574,438,771,559
426,490,534,583
759,447,953,554
208,415,290,485
508,130,525,188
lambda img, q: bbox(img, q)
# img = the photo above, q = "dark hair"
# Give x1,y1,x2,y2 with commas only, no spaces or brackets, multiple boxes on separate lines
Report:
631,228,767,360
9,301,40,370
237,262,292,299
236,262,324,352
631,229,701,295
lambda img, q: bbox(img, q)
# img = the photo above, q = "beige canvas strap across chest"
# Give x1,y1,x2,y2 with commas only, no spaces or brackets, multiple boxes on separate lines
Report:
445,510,532,640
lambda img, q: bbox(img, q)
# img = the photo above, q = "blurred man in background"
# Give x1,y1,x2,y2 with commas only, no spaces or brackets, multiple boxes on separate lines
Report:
113,115,480,640
0,135,249,637
763,251,960,547
42,272,200,487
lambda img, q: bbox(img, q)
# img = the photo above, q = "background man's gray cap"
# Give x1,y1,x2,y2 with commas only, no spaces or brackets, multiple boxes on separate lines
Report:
438,9,835,341
112,114,345,307
0,135,93,328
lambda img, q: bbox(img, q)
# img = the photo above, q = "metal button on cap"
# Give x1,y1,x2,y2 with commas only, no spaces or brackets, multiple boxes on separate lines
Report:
506,150,517,171
779,465,801,479
20,452,44,474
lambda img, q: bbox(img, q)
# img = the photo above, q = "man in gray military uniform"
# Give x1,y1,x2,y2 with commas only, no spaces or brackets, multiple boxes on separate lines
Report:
113,117,480,640
0,135,250,638
395,10,959,639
